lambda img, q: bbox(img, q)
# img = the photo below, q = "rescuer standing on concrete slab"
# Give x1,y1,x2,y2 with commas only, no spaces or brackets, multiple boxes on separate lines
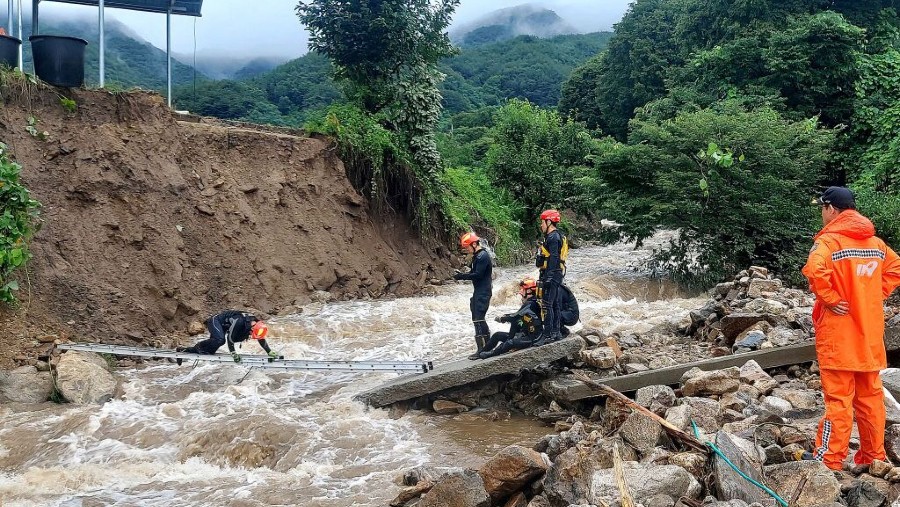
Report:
454,232,493,360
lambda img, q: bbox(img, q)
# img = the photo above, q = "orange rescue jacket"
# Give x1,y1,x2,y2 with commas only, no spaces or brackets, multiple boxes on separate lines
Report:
802,210,900,371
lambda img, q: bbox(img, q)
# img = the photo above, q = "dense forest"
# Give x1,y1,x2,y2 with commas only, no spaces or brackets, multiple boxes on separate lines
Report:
432,0,900,286
171,32,613,125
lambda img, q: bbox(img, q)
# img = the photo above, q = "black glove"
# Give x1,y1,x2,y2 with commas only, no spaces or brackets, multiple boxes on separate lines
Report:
453,272,465,280
495,314,510,323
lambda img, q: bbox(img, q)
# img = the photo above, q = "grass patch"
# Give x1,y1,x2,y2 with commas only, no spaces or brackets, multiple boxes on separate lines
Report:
441,166,525,264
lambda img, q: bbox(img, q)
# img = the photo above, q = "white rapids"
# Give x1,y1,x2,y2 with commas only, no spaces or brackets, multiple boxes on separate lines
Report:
0,233,704,506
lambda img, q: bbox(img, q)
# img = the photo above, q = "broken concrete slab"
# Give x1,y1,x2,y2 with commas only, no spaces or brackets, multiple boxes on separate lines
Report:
356,337,584,407
551,342,815,402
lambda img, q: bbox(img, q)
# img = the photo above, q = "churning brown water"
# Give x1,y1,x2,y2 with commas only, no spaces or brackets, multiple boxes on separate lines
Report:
0,233,704,506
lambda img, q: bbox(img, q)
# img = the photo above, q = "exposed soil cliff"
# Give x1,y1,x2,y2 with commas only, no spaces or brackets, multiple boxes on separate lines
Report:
0,86,450,366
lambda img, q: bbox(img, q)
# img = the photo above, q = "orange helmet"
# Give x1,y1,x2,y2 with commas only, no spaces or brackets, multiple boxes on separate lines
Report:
460,232,480,249
519,277,538,295
540,209,561,223
251,321,269,340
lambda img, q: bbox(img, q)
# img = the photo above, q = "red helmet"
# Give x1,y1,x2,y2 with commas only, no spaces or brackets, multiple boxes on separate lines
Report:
519,277,538,295
540,209,561,223
251,321,269,340
460,232,480,249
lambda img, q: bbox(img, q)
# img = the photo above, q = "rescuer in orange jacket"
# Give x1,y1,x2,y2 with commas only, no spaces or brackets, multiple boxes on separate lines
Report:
802,186,900,471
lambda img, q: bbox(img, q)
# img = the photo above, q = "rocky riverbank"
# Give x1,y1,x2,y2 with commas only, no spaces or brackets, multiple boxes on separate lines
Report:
388,267,900,507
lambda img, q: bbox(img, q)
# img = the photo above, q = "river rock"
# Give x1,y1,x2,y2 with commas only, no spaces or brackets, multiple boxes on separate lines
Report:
526,495,551,507
740,360,778,394
670,452,708,478
56,351,118,404
503,492,528,507
478,445,548,501
886,425,900,463
433,400,469,414
760,396,792,416
682,367,740,397
619,411,663,452
636,385,676,415
748,279,782,298
771,388,817,410
418,469,490,507
720,391,750,412
744,299,788,316
845,481,887,507
543,436,636,505
0,365,53,403
580,347,616,369
870,460,893,479
588,463,701,506
765,461,841,507
682,397,721,433
721,314,771,342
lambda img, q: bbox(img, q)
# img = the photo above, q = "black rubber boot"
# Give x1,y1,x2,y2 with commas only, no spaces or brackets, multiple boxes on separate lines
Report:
468,335,488,360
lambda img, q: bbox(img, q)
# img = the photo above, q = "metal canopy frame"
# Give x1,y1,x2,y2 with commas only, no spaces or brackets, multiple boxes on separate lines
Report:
27,0,204,107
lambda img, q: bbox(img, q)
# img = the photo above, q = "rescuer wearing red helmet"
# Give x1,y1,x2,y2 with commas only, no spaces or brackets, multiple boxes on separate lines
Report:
535,209,569,345
178,310,278,363
454,232,493,359
478,277,544,359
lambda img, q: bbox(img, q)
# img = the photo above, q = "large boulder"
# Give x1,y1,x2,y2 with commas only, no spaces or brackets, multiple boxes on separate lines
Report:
681,367,740,397
765,461,841,507
478,445,548,501
0,366,53,403
418,469,490,507
886,425,900,463
588,463,702,506
55,351,118,404
543,435,636,505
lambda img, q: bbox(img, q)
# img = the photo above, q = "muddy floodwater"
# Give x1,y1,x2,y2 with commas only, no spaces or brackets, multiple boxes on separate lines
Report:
0,234,704,506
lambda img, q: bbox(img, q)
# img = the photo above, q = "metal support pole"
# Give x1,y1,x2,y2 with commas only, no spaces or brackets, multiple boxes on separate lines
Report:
7,0,12,35
166,8,172,108
15,0,21,68
30,0,36,36
98,0,105,87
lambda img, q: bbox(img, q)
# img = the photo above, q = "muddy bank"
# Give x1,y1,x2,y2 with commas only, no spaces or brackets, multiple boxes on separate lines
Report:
0,86,450,367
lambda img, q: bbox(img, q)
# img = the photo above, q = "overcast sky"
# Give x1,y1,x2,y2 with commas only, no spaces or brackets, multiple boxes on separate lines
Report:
29,0,631,59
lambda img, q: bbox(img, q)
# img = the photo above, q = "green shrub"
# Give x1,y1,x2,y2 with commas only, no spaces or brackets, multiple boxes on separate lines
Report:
440,166,524,263
591,101,834,287
0,143,41,304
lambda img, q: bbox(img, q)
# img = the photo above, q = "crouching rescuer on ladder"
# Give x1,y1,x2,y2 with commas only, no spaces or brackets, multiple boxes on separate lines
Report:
178,310,279,363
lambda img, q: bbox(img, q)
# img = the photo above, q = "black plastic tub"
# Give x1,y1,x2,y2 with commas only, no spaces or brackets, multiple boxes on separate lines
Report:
30,35,87,87
0,34,21,69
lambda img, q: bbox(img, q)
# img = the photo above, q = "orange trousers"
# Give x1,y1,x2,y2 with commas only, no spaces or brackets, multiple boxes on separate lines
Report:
815,369,886,470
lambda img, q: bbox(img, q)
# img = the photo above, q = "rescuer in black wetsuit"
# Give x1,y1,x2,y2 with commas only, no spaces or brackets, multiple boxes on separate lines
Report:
178,310,278,363
454,232,493,360
535,209,568,345
559,283,579,337
479,277,543,359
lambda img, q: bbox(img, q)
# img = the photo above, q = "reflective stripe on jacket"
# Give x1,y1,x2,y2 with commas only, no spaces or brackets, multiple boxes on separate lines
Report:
802,210,900,371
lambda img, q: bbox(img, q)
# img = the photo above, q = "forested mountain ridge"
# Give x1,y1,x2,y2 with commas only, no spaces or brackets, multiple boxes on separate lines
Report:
172,31,613,125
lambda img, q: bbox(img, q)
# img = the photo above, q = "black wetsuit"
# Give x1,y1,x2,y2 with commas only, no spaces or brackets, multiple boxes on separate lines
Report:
454,248,493,350
537,229,565,341
183,310,272,355
559,283,579,335
481,298,543,358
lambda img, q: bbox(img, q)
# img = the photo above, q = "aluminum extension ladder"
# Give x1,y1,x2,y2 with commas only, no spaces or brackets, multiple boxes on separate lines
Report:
57,343,434,373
